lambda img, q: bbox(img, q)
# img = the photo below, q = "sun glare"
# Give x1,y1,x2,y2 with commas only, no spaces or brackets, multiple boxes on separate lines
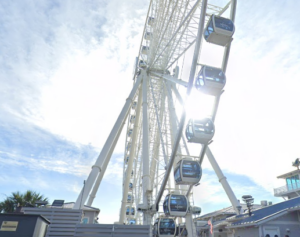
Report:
185,88,215,120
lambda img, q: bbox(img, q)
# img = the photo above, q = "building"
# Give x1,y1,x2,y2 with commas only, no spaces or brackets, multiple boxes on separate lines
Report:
195,161,300,237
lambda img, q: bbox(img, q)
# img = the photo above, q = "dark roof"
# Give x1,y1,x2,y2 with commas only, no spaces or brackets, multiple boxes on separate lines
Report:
197,204,262,220
0,213,50,224
229,196,300,227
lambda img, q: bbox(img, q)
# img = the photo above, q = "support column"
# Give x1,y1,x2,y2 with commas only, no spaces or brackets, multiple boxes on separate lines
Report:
206,147,240,214
142,72,151,224
74,73,143,209
119,83,143,224
185,213,197,237
87,123,123,206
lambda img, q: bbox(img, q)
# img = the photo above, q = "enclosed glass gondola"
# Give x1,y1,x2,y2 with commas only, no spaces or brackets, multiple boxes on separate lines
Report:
195,66,226,95
153,218,176,237
127,128,133,137
132,101,137,110
130,115,136,124
190,206,201,215
204,14,235,46
125,156,129,164
185,118,215,144
127,194,134,203
174,158,202,185
126,142,131,153
129,182,133,191
148,17,155,26
163,194,188,217
139,60,147,68
142,46,149,55
128,218,136,225
144,31,152,40
126,206,135,216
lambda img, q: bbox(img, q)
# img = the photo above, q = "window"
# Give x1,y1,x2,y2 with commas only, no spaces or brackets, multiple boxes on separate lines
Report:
286,175,300,190
163,195,169,214
82,217,89,224
214,16,234,31
174,166,181,183
205,67,225,83
170,195,187,212
159,219,175,235
204,19,214,39
182,161,200,178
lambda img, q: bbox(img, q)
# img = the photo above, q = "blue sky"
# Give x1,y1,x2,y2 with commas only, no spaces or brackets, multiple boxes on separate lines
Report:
1,0,300,223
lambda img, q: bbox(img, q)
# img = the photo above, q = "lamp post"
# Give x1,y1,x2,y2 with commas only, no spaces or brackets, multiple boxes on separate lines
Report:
242,195,254,217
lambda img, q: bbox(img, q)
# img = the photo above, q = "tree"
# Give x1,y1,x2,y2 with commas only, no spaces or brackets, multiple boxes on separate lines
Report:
0,190,48,213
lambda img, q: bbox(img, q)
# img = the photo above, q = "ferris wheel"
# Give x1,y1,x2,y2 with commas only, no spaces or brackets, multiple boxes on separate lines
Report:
74,0,240,234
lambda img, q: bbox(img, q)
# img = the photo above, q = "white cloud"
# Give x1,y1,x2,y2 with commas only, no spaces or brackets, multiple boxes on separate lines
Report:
1,0,300,222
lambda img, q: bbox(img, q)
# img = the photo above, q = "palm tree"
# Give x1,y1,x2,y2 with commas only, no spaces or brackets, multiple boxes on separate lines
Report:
0,190,48,213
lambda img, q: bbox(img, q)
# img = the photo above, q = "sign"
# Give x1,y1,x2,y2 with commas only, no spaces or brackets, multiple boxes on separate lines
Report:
0,221,18,231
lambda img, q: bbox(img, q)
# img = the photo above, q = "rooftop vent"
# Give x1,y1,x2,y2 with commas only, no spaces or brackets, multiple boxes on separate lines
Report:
261,200,268,206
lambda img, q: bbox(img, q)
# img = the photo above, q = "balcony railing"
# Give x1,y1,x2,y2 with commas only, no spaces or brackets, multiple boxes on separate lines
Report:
274,184,300,196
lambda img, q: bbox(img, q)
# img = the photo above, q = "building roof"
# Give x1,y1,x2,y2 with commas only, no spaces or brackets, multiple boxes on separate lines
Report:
277,169,300,179
196,204,262,220
228,196,300,228
0,213,51,224
63,202,100,212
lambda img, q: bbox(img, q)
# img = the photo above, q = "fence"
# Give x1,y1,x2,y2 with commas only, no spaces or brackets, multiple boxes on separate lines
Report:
74,224,151,237
23,207,82,237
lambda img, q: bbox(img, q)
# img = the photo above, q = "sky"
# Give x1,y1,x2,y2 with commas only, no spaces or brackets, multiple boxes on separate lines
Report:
1,0,300,224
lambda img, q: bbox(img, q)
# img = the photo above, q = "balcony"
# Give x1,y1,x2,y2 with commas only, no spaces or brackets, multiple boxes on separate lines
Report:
274,184,300,197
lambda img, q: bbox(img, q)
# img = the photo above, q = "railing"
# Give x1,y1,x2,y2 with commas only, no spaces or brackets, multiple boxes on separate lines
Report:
274,184,300,196
22,207,150,237
75,224,151,237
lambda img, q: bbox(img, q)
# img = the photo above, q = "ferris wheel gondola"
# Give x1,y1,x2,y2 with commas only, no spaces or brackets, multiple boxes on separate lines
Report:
185,118,215,144
139,60,147,68
204,14,235,46
129,182,133,191
144,31,152,40
127,128,133,137
130,115,135,124
148,17,155,26
128,218,136,225
142,46,150,55
127,194,134,203
126,206,135,216
132,101,137,110
163,194,188,217
153,217,176,237
174,158,202,185
195,66,226,95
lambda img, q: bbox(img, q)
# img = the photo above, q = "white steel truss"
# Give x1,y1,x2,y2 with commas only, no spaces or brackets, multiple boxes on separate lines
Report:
75,0,241,231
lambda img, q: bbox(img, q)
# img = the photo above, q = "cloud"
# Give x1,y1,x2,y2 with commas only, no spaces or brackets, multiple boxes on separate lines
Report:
0,0,106,121
0,113,99,176
102,152,124,185
193,169,281,214
0,0,148,147
1,0,300,223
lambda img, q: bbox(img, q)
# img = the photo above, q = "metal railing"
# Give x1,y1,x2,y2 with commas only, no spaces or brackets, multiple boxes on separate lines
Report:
274,184,300,196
